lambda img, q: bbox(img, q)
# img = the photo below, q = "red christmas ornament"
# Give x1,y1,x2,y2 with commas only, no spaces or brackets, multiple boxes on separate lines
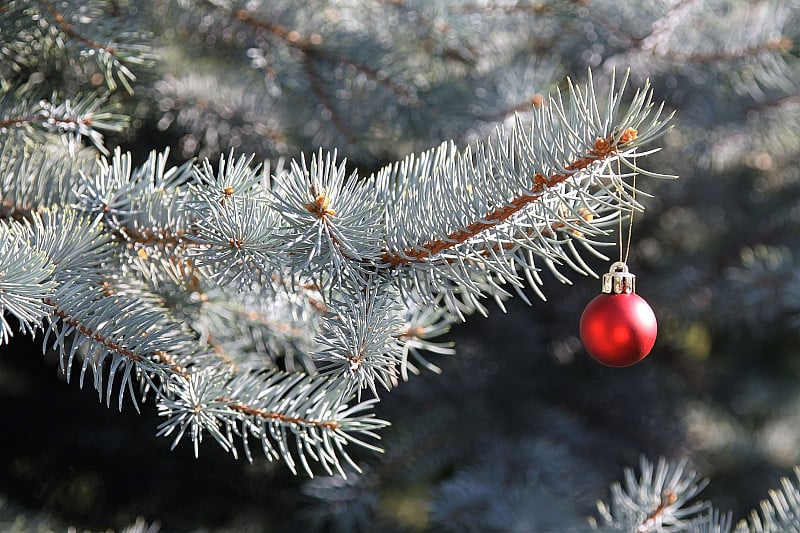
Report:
580,262,657,367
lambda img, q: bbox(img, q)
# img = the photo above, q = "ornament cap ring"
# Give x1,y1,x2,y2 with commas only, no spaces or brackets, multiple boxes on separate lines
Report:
602,261,636,294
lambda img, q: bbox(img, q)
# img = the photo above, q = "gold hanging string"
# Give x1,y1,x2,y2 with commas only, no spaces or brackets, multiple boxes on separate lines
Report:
625,163,636,264
617,150,637,264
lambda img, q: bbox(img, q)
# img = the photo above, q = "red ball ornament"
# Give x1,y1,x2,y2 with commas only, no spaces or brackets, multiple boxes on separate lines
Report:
580,262,657,367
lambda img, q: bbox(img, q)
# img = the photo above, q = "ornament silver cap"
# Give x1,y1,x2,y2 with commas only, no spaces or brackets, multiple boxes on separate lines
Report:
602,261,636,294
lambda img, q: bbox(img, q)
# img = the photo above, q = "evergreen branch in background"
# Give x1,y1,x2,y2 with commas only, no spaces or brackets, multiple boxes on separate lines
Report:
209,0,416,97
603,0,797,98
302,451,800,532
188,0,417,148
1,0,155,93
159,0,564,161
151,72,289,158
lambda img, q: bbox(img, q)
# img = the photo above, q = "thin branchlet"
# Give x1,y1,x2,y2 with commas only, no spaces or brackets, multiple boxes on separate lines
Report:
215,396,341,430
0,113,92,130
44,297,195,378
638,490,678,532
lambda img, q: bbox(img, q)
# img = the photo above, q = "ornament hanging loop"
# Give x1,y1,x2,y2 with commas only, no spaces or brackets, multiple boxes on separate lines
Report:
616,150,637,265
601,261,636,294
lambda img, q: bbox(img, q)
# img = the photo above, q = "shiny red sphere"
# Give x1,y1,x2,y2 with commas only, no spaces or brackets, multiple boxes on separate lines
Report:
580,292,657,367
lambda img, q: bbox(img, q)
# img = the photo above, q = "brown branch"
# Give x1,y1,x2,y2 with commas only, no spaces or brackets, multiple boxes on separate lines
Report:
35,0,117,55
477,205,594,259
214,396,341,430
45,298,142,362
381,127,637,266
44,297,190,378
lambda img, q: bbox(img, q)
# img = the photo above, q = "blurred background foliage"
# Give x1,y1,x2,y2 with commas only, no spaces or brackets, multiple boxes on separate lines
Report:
1,0,800,530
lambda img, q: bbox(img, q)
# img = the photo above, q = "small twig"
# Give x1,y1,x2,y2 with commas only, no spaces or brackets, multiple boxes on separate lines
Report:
0,113,94,131
44,297,189,379
638,490,678,532
45,298,142,362
116,226,198,247
215,396,341,430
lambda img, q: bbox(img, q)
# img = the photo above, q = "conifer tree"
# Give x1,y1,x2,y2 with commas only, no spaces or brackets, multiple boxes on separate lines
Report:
1,1,799,531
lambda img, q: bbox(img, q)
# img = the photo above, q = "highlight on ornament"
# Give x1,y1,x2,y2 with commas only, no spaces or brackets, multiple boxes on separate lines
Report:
580,262,657,367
